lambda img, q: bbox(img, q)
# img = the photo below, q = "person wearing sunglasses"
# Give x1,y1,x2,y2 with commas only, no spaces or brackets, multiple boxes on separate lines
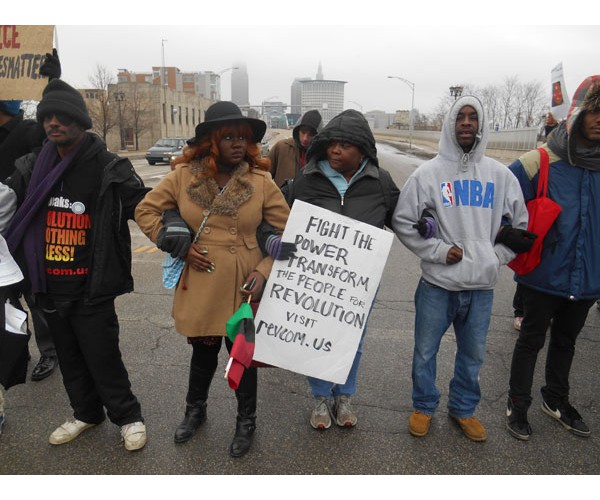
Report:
3,78,150,451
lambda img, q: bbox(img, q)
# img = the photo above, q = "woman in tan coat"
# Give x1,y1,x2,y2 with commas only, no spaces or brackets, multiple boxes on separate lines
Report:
135,102,289,457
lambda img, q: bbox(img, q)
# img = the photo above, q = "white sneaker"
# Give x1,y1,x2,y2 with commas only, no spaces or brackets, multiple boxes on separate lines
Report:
121,421,147,451
49,418,96,445
334,395,358,427
310,397,332,430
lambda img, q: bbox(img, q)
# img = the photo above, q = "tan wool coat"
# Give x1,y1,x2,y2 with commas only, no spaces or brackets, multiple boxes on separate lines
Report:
135,160,290,338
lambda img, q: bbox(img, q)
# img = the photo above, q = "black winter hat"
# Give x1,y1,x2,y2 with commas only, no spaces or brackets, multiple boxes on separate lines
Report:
36,79,92,130
188,101,266,145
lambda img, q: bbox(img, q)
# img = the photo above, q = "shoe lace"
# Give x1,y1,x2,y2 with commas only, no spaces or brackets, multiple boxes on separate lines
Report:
314,398,329,415
336,396,352,414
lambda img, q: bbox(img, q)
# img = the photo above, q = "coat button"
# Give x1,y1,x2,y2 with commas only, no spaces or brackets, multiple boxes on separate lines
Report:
204,227,211,234
229,227,237,235
229,246,237,253
232,214,239,220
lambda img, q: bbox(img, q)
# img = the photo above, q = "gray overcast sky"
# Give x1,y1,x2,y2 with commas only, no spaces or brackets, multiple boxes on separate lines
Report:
9,2,599,117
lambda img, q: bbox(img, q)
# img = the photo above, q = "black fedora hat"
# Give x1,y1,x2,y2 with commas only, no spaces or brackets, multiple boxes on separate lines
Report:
189,101,266,145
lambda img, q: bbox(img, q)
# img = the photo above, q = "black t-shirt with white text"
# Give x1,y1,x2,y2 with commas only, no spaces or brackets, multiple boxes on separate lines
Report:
45,155,102,299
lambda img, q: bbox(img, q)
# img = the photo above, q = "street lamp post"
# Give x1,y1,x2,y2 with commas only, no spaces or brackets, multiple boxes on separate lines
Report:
388,75,415,149
114,91,125,150
450,86,464,100
161,38,168,136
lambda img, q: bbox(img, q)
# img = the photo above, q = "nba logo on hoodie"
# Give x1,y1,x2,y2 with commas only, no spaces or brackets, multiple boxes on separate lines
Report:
441,182,454,207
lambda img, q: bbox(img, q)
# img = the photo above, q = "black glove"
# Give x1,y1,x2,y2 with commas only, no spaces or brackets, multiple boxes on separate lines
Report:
39,48,61,80
495,225,537,253
157,208,192,259
412,209,436,239
265,234,297,260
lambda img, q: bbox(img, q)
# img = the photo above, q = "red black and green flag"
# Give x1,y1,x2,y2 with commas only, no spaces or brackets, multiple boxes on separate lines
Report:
225,301,255,390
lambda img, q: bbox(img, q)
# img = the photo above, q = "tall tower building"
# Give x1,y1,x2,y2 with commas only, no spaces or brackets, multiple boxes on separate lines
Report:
291,77,311,115
297,64,345,125
231,63,249,107
291,64,345,125
316,61,323,80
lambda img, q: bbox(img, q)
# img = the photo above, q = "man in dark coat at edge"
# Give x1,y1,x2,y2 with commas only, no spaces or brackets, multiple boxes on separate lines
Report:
0,49,62,382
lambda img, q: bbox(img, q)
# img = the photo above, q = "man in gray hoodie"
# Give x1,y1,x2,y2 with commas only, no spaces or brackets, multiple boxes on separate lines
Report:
392,96,532,441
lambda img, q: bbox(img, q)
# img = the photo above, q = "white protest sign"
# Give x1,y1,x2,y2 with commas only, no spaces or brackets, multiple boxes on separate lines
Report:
0,25,54,100
253,200,394,384
550,62,570,121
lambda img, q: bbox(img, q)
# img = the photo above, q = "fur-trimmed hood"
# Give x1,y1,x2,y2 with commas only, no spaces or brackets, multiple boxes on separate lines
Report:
547,75,600,170
186,158,254,215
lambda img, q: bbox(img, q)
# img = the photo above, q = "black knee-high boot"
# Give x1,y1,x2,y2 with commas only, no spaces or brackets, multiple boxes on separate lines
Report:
174,342,219,443
229,366,257,457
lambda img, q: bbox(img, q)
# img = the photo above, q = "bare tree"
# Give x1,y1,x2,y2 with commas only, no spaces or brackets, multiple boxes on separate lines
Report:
125,82,154,150
87,64,117,142
500,75,519,129
522,80,546,127
478,85,501,131
428,77,548,132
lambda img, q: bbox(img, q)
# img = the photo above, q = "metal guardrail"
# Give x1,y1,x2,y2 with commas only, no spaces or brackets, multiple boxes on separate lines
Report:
373,127,539,151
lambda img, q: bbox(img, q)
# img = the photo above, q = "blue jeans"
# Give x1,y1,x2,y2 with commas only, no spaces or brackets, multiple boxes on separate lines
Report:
412,278,493,418
308,330,366,399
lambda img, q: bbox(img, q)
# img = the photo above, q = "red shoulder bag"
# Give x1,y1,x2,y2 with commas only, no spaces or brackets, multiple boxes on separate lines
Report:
508,148,562,275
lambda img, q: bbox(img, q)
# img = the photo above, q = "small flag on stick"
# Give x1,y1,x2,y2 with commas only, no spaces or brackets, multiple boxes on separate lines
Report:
224,299,255,390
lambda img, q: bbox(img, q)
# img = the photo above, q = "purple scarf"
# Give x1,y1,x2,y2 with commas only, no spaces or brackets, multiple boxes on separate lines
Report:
5,136,87,293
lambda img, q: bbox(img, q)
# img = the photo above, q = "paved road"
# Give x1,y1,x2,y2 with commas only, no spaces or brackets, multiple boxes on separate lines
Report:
2,146,599,479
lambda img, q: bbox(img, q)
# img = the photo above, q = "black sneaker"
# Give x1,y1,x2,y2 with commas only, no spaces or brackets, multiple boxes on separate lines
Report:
506,397,532,441
541,400,591,437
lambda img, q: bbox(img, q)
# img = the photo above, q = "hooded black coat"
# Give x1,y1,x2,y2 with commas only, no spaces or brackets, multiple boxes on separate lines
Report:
288,110,399,229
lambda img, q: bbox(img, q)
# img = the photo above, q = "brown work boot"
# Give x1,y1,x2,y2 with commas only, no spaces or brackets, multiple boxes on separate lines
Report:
452,416,487,442
409,410,432,437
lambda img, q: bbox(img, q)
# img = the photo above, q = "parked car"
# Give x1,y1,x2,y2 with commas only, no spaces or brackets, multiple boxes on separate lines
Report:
146,137,187,165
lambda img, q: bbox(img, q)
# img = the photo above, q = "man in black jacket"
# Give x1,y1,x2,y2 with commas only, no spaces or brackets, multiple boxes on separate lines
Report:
287,109,400,430
4,79,150,451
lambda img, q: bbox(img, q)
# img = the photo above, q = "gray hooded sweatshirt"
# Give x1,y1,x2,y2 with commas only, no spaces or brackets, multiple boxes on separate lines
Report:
392,95,528,291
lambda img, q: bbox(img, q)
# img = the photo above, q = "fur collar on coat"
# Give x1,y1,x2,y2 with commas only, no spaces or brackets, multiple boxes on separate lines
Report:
186,157,255,215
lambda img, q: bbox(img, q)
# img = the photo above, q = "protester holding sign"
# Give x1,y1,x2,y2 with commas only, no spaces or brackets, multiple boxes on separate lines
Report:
135,101,290,458
505,76,600,442
284,109,399,430
393,95,529,442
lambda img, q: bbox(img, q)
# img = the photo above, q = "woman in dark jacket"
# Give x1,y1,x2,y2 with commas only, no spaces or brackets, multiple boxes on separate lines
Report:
287,109,399,430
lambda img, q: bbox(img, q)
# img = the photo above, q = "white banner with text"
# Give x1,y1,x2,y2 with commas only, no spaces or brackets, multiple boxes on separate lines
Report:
253,200,394,384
